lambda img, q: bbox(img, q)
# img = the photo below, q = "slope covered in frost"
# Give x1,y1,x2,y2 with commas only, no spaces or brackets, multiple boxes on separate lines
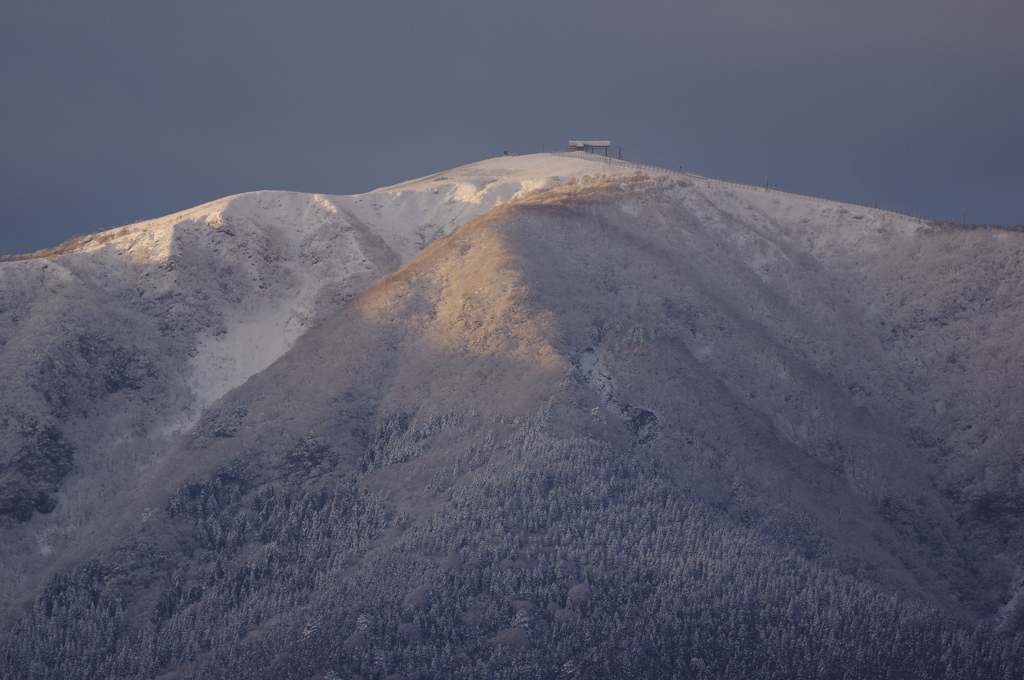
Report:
2,154,1024,679
0,155,631,610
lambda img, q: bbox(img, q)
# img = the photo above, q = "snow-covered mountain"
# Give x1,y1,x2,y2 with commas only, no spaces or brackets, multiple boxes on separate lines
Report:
5,155,624,417
3,153,1023,678
0,154,633,606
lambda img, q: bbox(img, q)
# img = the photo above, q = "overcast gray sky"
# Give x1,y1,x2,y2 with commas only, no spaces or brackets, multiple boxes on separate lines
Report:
3,0,1022,256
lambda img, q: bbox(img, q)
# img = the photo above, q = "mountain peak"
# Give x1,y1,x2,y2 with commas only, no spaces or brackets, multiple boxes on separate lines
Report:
3,154,1024,678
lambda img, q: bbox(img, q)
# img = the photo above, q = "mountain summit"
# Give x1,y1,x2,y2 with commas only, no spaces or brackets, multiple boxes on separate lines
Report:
2,154,1023,678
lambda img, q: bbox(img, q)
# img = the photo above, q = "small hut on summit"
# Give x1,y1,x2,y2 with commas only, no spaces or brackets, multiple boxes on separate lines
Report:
567,141,611,156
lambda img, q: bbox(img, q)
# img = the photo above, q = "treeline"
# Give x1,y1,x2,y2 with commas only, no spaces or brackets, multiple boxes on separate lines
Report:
4,411,1023,679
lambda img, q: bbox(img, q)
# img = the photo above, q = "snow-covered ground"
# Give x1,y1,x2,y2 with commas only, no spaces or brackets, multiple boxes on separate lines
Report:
0,151,981,489
180,155,634,410
3,154,634,426
12,151,927,428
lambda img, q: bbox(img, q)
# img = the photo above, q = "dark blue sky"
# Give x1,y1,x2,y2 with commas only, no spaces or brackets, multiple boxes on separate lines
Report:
3,1,1022,256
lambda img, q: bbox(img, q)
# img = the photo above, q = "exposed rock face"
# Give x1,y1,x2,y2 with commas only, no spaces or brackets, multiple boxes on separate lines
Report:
2,155,1023,678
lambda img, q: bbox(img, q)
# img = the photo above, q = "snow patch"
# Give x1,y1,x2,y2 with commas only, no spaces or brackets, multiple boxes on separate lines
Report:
187,301,294,411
